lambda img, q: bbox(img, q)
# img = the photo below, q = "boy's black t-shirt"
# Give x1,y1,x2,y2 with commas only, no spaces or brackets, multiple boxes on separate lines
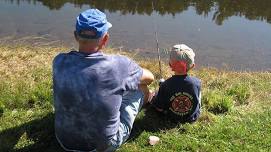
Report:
152,75,201,122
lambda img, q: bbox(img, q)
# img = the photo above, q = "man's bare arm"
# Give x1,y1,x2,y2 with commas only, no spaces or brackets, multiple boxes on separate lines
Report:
139,68,154,103
140,68,154,85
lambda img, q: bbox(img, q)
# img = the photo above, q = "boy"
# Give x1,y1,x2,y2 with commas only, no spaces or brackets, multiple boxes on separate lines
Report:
151,44,201,123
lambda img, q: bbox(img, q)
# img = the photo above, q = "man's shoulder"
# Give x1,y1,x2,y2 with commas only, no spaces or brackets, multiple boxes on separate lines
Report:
52,51,77,69
53,50,85,63
108,54,130,61
53,52,67,65
107,54,140,68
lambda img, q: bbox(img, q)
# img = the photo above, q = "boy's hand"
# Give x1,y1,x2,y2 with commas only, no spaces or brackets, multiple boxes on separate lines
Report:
147,91,156,103
155,107,164,112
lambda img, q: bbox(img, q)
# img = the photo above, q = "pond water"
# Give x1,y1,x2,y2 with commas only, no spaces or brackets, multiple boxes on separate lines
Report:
0,0,271,71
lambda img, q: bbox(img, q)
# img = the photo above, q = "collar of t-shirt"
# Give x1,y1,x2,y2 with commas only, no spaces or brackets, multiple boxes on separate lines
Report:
70,50,103,57
172,74,188,79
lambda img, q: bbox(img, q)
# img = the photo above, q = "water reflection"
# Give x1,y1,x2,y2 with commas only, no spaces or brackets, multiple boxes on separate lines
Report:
6,0,271,25
2,0,271,70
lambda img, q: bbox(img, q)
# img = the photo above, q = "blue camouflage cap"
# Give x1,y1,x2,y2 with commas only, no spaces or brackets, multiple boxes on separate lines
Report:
75,9,112,39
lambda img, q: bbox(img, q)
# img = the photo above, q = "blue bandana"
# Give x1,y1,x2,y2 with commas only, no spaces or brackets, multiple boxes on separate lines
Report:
76,9,112,39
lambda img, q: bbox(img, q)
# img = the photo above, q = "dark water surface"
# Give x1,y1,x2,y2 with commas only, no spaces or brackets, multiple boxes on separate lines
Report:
1,0,271,71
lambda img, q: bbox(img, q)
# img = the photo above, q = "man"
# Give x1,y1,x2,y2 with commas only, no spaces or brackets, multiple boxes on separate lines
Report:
53,9,154,152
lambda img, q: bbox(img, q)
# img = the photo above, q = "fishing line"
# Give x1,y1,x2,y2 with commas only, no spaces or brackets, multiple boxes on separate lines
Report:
151,2,165,85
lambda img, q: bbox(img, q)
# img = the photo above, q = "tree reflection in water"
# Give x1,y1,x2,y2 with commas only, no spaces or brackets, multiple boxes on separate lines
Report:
5,0,271,25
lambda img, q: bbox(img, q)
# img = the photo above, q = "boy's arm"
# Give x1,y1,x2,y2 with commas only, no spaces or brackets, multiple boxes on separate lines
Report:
151,84,167,112
154,106,164,112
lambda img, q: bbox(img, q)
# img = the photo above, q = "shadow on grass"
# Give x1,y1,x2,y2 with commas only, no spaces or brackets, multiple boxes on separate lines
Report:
0,113,64,152
0,107,184,151
128,105,183,142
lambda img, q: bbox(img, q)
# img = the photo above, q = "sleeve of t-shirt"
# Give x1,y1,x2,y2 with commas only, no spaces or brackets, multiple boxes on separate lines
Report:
197,79,202,107
52,53,65,76
152,84,167,110
121,57,143,91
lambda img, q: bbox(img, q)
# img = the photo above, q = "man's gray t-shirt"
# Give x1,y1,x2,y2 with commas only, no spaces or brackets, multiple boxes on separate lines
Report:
53,50,143,151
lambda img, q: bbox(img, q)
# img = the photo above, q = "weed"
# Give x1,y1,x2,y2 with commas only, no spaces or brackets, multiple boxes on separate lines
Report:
0,101,4,117
202,89,234,114
197,110,217,123
227,83,252,105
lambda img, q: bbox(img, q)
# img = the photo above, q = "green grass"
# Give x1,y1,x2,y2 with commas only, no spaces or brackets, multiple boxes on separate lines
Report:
0,44,271,152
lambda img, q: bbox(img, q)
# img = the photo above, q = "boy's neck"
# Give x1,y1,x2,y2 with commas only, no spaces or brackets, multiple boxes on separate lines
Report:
174,71,188,76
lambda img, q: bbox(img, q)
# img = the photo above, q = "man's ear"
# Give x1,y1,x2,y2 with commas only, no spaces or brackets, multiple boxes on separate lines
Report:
74,31,79,42
97,33,109,50
101,33,109,46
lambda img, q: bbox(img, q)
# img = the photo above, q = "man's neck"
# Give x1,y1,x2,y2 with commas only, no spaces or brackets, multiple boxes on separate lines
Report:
78,47,99,54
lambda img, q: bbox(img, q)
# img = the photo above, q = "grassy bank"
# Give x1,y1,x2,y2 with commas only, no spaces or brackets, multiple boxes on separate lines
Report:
0,44,270,152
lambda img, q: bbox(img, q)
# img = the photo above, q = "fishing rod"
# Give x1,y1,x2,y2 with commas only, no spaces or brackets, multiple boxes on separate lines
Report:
152,2,165,85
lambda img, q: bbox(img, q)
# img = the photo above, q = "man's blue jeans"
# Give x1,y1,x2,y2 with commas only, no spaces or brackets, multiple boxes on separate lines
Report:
99,90,144,152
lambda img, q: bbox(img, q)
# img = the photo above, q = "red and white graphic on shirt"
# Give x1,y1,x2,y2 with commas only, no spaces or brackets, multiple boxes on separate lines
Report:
170,94,193,115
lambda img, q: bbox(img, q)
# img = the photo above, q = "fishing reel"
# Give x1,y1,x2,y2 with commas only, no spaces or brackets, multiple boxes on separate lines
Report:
159,78,165,86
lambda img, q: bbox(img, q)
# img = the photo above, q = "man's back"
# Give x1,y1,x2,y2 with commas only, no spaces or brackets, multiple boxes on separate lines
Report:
53,50,143,151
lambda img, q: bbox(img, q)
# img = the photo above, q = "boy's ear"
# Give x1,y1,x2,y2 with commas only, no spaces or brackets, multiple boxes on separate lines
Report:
187,63,195,72
190,63,195,69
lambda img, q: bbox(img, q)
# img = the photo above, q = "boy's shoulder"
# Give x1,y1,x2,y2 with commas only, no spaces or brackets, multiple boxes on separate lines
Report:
166,75,201,84
188,75,201,82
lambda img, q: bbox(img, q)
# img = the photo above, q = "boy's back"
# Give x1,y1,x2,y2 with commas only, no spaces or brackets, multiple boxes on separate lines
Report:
153,75,201,122
151,44,201,123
